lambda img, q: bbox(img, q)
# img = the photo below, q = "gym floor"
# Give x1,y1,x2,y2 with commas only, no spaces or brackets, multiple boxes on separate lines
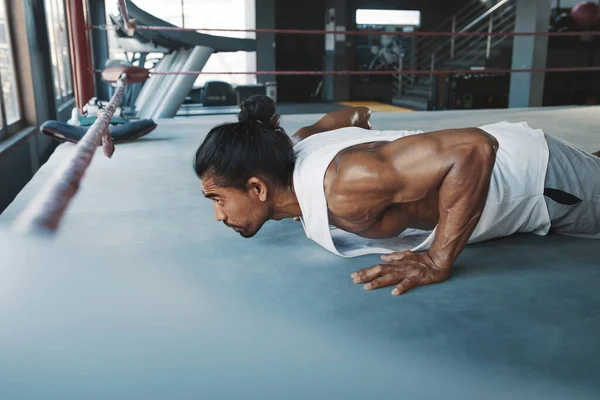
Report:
1,105,600,399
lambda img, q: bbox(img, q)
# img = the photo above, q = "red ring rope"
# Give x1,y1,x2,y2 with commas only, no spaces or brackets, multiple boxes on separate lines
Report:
95,66,600,76
90,24,600,38
13,77,127,235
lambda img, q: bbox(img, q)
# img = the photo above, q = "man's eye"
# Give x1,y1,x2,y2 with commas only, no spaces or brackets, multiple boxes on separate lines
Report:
216,199,224,206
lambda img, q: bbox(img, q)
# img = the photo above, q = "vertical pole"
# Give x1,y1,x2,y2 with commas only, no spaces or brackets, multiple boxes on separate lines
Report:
429,53,435,101
181,0,185,28
65,0,94,110
397,55,403,96
450,16,456,60
486,16,493,59
89,0,110,101
439,73,446,109
255,0,275,84
46,0,62,99
0,67,8,136
509,0,552,108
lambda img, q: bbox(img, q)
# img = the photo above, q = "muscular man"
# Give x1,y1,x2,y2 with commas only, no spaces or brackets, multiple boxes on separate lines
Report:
194,95,600,296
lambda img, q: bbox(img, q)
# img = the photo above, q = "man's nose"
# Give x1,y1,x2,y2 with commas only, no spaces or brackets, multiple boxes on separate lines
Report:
214,204,226,222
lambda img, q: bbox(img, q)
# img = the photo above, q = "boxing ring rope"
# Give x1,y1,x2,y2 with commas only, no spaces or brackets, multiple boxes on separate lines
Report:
13,76,127,235
12,0,150,236
90,24,600,38
10,0,150,236
109,66,600,76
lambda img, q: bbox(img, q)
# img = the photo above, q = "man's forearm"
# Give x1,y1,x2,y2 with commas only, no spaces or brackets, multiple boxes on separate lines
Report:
313,106,372,132
429,141,497,268
291,106,371,144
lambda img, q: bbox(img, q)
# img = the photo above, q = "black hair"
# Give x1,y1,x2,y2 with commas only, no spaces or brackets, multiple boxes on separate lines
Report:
194,95,295,189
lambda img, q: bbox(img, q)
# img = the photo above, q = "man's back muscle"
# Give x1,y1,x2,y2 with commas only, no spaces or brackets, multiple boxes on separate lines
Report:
323,141,441,239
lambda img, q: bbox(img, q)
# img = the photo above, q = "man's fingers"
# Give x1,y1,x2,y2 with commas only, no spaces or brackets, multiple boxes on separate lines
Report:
391,276,420,296
351,264,387,284
363,274,398,291
381,251,413,263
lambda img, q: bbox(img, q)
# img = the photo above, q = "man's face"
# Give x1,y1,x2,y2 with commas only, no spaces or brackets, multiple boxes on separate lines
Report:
201,176,270,238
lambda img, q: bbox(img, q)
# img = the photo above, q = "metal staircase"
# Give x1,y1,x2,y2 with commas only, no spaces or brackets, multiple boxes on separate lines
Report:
393,0,516,110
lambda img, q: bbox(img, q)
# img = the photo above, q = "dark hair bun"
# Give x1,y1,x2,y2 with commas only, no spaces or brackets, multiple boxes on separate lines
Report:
238,95,280,129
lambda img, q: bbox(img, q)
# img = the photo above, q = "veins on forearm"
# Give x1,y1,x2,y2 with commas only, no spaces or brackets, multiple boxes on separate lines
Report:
429,147,495,266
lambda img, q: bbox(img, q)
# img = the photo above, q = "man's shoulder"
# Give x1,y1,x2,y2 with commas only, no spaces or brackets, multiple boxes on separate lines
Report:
324,148,396,218
327,141,393,182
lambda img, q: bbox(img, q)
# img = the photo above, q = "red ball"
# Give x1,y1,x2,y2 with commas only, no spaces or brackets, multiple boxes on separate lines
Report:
570,1,600,30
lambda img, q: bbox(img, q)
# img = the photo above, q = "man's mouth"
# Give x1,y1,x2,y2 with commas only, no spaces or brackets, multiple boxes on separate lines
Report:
224,223,245,234
228,225,242,233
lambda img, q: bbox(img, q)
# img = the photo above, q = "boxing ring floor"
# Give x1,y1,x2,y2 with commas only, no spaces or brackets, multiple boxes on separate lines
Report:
1,106,600,399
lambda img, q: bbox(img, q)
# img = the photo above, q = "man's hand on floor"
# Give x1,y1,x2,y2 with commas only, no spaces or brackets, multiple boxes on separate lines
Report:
351,251,451,296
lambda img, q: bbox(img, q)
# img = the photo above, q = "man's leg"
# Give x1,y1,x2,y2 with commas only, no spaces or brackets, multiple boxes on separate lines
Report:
544,134,600,238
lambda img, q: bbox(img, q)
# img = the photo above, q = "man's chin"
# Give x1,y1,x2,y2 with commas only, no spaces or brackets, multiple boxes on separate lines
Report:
239,230,257,238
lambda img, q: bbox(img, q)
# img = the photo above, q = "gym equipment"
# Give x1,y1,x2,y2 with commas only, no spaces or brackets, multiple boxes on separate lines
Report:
570,1,600,30
108,0,256,119
236,84,268,104
41,119,157,144
552,12,575,32
201,81,237,107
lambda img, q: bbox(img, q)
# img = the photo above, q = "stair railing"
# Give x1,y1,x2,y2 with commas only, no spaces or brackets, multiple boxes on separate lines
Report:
397,0,516,105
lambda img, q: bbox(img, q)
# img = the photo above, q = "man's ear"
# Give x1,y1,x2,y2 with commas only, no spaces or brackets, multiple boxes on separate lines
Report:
246,177,269,202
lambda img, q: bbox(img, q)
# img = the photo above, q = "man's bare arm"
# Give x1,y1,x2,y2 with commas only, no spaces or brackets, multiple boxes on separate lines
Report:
291,106,371,145
428,133,498,267
382,128,498,266
349,128,498,295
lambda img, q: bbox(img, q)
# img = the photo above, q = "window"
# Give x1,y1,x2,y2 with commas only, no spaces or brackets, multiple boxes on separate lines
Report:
177,0,256,86
44,0,74,105
0,0,21,136
105,0,257,87
356,9,421,27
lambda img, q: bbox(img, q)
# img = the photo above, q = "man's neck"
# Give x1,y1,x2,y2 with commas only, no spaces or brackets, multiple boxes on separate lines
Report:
270,186,302,220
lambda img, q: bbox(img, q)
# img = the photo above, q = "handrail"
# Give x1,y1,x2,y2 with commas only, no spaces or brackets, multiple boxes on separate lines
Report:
451,11,515,53
416,0,503,56
413,0,514,70
397,0,516,98
462,19,516,66
449,11,515,60
460,0,509,33
417,0,512,58
426,0,494,37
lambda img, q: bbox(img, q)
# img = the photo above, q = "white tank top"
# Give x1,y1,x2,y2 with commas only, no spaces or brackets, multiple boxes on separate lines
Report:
292,121,551,258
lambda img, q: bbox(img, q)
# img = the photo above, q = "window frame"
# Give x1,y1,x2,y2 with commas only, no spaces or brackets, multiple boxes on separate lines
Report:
0,0,25,142
0,0,76,146
44,0,75,109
